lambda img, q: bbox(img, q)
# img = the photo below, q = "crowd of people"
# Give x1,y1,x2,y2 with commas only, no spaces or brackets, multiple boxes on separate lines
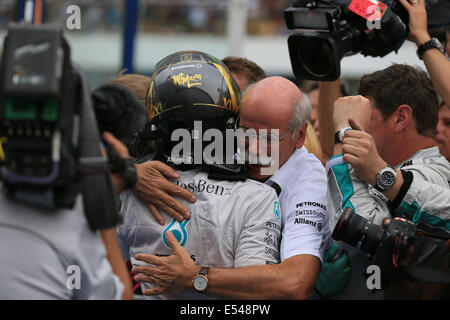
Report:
0,0,292,36
0,0,449,300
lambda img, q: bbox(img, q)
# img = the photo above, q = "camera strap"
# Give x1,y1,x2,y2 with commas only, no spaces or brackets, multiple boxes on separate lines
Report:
75,64,121,231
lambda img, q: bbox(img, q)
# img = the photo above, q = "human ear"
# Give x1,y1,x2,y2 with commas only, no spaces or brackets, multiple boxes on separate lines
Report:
393,105,413,133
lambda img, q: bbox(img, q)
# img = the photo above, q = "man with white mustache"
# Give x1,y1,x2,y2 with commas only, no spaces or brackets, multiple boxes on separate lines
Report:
133,76,336,299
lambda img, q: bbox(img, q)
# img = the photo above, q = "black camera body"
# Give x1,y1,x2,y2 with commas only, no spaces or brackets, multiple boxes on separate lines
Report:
332,207,417,289
284,0,408,80
0,23,79,207
0,23,121,230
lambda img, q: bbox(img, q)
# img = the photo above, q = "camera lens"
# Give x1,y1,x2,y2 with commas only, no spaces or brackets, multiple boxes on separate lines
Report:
332,208,389,255
298,38,334,78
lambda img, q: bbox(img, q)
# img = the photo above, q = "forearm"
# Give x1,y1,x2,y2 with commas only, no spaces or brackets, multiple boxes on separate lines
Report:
327,154,391,224
100,229,133,300
111,174,127,195
187,256,319,300
197,265,281,299
333,142,342,156
318,80,341,157
207,266,313,299
413,31,450,106
422,47,450,107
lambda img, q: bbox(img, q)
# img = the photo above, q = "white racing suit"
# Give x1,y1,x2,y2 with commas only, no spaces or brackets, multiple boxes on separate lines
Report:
327,147,450,299
117,168,281,300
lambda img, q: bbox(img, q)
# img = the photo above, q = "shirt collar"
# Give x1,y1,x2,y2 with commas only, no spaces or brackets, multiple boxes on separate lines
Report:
397,146,441,168
265,147,307,191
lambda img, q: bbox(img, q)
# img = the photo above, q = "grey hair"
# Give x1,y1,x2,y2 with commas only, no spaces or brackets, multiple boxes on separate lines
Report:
241,81,256,100
287,92,312,137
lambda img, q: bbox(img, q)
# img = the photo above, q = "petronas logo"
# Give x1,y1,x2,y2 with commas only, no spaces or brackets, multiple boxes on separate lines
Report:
274,201,280,220
162,218,190,249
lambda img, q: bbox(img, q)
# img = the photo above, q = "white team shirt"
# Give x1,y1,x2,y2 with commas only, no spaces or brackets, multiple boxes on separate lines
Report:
266,147,331,263
118,169,281,300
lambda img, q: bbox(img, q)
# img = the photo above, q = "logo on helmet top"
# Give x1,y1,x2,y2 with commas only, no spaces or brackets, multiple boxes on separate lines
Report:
170,63,202,71
172,72,203,88
180,53,193,62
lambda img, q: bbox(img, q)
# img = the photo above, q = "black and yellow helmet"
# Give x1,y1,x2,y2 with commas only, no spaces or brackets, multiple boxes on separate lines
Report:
140,50,242,167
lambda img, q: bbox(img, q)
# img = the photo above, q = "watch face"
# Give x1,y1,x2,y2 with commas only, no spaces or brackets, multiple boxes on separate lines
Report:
193,275,208,291
380,170,395,187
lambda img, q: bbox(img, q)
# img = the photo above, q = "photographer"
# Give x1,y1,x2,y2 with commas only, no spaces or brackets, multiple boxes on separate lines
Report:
399,0,450,107
327,64,450,299
0,128,133,299
0,24,133,299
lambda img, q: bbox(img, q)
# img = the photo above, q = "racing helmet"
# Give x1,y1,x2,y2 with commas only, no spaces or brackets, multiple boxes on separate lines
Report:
140,50,242,168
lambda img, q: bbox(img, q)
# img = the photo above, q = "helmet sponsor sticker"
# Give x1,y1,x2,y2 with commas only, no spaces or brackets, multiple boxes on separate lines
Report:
180,52,193,62
172,72,203,88
170,63,202,71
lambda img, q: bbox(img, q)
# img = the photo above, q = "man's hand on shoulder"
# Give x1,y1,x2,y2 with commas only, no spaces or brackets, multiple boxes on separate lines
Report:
133,161,196,225
102,131,196,225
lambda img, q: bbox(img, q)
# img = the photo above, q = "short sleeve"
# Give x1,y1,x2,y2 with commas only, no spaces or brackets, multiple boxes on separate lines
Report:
280,175,330,263
234,187,282,267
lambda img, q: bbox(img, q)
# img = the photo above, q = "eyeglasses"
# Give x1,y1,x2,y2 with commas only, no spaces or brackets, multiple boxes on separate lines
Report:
235,126,291,145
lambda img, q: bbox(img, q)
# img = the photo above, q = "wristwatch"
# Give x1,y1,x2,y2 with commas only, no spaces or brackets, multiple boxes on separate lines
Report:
374,164,397,192
334,126,352,144
417,37,445,60
193,267,209,293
